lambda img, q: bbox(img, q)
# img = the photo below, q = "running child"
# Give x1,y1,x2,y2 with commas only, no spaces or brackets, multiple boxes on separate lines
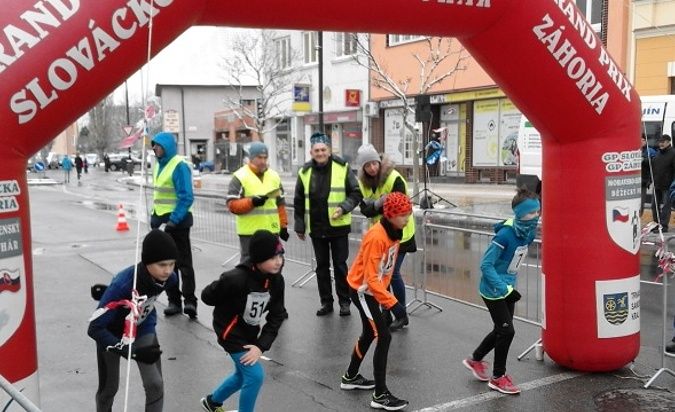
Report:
88,229,178,412
341,191,412,411
200,229,285,412
462,187,540,395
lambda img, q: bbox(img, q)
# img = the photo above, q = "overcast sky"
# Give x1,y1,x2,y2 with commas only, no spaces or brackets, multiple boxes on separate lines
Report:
114,26,248,105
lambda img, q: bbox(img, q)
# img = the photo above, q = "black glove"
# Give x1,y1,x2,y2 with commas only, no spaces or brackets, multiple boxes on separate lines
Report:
106,344,130,359
131,344,162,364
390,302,407,320
164,221,177,232
251,195,268,207
382,309,393,327
507,289,522,302
91,284,108,301
279,228,290,242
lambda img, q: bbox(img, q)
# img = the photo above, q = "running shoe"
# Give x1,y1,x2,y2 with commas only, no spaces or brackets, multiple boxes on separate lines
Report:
200,394,224,412
370,391,409,410
340,373,375,390
488,374,521,394
462,358,489,382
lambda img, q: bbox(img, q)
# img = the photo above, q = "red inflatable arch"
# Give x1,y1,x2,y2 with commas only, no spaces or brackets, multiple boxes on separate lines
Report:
1,0,641,404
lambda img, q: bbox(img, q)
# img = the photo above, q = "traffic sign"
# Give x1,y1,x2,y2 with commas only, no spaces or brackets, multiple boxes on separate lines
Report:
122,125,133,136
34,162,45,171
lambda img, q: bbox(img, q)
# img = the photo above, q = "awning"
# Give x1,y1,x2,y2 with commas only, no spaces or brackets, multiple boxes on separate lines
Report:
118,131,141,149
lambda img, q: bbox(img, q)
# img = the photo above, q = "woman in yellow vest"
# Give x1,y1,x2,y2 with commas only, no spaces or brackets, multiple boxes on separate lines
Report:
293,132,363,317
355,144,416,331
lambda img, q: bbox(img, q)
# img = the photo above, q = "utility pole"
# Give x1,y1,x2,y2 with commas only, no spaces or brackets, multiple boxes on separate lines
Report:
317,31,324,133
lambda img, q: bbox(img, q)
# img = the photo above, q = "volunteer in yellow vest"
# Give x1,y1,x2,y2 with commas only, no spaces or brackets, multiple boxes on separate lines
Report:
227,141,289,261
293,132,363,317
355,143,416,332
151,132,197,319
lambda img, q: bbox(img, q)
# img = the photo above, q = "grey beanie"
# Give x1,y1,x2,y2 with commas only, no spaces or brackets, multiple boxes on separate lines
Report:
355,144,381,169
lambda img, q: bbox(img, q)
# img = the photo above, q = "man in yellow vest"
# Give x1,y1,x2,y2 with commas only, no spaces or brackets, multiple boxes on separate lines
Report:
227,141,289,261
294,132,363,317
150,132,197,319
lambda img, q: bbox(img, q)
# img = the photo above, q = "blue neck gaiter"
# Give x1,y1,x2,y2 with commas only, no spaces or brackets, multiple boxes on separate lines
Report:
512,198,541,239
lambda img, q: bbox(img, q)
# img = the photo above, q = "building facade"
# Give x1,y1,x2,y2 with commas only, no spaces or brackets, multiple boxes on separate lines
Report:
630,0,675,96
155,83,258,170
369,0,629,184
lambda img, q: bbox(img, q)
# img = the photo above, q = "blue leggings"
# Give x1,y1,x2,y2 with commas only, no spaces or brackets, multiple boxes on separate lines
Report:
211,351,264,412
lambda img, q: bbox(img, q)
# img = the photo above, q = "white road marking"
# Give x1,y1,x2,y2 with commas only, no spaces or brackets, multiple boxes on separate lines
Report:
414,372,582,411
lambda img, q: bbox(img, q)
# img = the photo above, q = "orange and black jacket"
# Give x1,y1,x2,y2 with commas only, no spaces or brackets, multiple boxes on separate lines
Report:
347,218,402,310
201,263,284,354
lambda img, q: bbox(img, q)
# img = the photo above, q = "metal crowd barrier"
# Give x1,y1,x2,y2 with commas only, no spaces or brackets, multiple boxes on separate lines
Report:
0,373,41,412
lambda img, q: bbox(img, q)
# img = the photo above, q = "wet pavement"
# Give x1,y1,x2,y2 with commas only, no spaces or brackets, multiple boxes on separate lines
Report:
24,174,675,411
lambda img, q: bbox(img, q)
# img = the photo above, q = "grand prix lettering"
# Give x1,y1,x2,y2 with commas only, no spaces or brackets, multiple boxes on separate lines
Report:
532,13,609,114
7,0,174,124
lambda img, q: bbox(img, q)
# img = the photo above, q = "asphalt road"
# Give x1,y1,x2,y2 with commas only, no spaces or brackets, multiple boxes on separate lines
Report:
21,168,675,411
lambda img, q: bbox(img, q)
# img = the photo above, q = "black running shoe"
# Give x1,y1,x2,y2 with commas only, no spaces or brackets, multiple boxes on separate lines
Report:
370,391,409,410
340,374,375,390
200,394,223,412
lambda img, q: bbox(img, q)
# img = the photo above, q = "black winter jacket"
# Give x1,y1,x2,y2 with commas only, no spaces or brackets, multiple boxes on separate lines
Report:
293,155,362,238
651,145,675,190
201,263,284,353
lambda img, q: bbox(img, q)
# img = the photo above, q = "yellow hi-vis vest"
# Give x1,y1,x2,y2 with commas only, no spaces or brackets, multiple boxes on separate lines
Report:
153,156,193,216
233,166,281,235
358,169,415,243
298,161,351,233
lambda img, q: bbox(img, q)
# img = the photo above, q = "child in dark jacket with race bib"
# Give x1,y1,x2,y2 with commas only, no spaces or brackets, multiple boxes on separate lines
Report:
200,230,286,412
462,187,540,395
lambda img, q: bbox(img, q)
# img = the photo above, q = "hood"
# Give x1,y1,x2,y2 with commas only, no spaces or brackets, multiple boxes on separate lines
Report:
493,219,512,234
152,132,177,165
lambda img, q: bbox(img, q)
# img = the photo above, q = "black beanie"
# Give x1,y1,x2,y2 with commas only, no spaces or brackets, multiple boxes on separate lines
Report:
249,230,284,264
142,229,179,264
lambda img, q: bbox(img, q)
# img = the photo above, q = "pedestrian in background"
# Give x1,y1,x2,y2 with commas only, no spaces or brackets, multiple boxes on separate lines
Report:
650,134,675,233
104,153,111,173
75,153,84,181
641,134,657,217
200,230,286,412
150,131,198,319
462,187,540,395
341,192,412,411
84,157,89,174
88,229,178,412
61,154,73,183
355,143,415,331
294,132,363,317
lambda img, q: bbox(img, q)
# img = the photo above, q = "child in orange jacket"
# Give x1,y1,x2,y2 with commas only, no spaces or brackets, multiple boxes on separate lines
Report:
341,192,412,411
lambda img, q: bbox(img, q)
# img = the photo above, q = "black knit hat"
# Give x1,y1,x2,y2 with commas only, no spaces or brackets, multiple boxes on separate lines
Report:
249,230,284,264
142,229,178,264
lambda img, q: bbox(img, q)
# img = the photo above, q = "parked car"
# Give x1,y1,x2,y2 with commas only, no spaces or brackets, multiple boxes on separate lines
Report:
85,153,100,167
46,152,66,169
107,153,142,171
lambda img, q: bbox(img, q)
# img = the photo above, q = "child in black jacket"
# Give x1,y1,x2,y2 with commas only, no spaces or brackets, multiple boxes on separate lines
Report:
200,230,285,412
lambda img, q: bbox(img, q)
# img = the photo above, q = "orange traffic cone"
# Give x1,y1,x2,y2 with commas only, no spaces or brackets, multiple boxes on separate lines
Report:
116,203,130,232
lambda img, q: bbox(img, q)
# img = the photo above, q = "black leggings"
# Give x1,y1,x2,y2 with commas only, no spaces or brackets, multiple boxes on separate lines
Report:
472,295,517,378
346,288,391,395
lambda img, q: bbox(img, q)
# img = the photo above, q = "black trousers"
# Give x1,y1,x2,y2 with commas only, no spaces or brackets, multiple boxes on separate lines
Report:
472,294,517,378
311,235,350,306
347,289,391,395
164,227,197,306
652,188,672,230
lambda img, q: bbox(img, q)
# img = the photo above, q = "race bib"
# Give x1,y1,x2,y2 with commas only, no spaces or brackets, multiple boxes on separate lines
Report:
243,291,270,326
506,245,528,274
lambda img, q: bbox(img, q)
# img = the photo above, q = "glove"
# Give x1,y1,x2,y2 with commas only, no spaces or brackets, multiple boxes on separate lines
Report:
90,284,108,301
390,302,407,320
164,221,177,232
381,309,393,327
507,288,522,302
374,195,386,211
131,344,162,364
106,344,130,359
279,227,290,242
251,195,268,207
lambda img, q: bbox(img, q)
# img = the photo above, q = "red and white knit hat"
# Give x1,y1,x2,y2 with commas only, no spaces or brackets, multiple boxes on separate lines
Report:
383,192,413,219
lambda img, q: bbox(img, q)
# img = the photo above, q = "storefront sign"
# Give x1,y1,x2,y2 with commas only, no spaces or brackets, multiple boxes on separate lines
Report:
345,89,361,107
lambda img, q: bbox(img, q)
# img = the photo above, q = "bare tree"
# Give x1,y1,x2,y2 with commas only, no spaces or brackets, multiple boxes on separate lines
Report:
85,95,115,155
353,34,467,195
220,29,307,139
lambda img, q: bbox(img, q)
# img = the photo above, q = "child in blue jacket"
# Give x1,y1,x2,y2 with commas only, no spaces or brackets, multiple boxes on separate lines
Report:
462,187,540,395
88,229,178,412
